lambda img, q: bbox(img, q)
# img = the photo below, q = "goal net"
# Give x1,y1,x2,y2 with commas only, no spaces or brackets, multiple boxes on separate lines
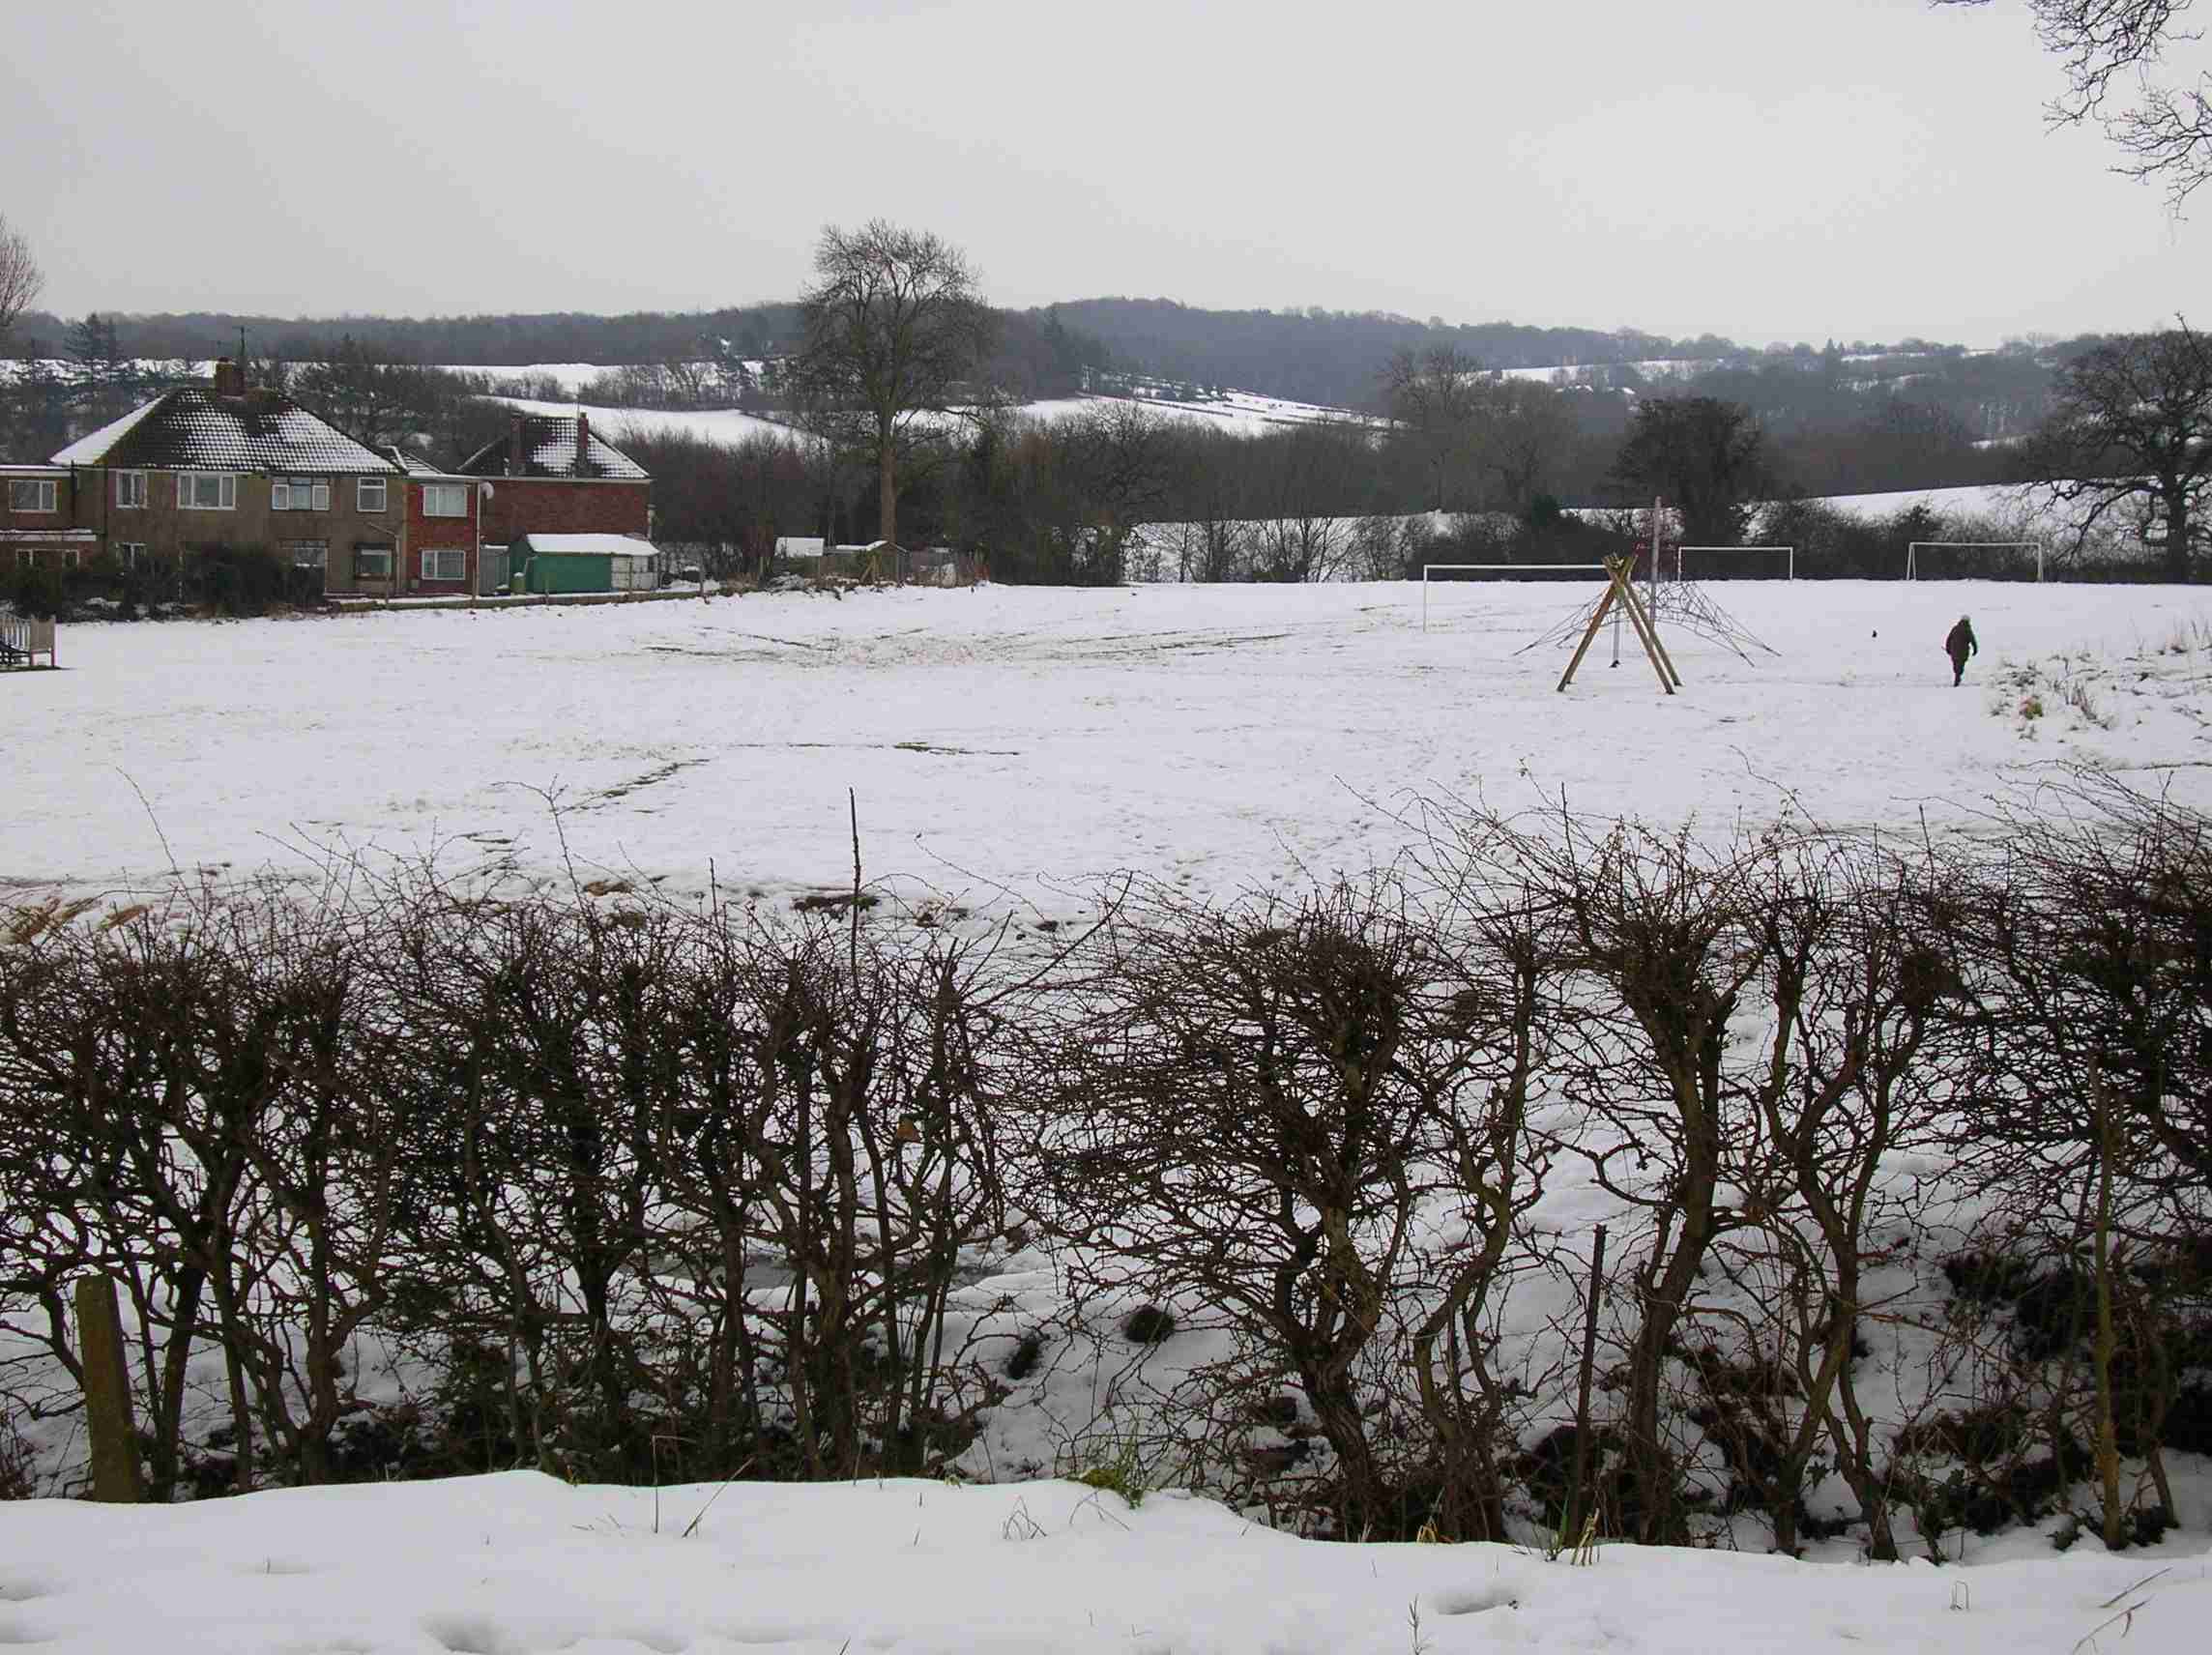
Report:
1421,563,1607,631
1667,544,1794,582
1906,541,2041,582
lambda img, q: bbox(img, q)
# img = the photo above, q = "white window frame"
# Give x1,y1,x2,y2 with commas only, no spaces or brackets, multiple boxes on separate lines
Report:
272,476,331,512
116,471,147,508
358,476,388,513
422,481,469,518
117,542,147,567
178,473,237,510
284,539,330,570
8,479,57,513
353,543,393,579
421,547,467,582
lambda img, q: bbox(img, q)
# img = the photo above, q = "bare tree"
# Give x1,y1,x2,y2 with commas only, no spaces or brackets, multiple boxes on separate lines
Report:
2022,321,2212,580
0,215,41,350
1936,1,2212,208
1380,345,1485,513
1250,421,1375,582
1472,379,1575,520
794,220,998,553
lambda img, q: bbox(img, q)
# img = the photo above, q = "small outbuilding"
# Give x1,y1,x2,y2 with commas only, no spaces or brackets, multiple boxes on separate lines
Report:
509,533,661,595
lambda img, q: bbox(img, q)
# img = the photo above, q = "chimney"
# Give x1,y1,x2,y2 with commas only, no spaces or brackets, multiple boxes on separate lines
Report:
509,414,524,478
575,411,590,476
212,356,245,397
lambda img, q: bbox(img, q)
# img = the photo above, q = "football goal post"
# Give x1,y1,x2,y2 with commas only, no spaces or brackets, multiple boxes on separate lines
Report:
1422,563,1608,632
1670,545,1795,581
1906,541,2041,582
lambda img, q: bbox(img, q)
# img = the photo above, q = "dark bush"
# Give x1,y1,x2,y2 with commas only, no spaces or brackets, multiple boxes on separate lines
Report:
1121,1304,1176,1345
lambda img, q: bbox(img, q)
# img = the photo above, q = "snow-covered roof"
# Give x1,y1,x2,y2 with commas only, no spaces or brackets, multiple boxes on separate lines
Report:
511,533,659,559
382,445,455,478
51,388,398,475
457,415,649,480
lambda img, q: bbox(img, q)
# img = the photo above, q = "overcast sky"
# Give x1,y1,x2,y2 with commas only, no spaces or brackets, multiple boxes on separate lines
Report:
4,0,2204,349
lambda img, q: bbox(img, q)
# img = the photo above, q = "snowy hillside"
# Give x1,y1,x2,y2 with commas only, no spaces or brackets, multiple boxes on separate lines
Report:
480,386,1362,450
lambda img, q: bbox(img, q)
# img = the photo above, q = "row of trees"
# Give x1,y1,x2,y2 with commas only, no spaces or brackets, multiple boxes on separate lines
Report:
1,786,2205,1551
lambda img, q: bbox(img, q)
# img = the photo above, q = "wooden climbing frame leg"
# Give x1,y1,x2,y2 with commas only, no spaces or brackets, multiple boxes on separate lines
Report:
1557,586,1619,692
1615,572,1681,690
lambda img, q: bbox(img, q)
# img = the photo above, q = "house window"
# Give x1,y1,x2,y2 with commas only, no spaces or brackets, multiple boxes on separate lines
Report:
8,479,57,513
422,482,469,517
358,477,388,513
117,471,147,508
284,540,330,571
353,543,393,579
117,542,147,567
273,476,331,511
421,547,467,582
179,473,237,510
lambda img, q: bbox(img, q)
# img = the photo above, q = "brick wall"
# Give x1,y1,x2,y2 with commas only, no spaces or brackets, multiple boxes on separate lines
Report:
406,478,479,592
480,479,650,545
1,472,74,531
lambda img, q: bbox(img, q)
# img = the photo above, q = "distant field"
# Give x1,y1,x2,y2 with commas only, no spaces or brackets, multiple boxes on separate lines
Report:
9,580,2210,910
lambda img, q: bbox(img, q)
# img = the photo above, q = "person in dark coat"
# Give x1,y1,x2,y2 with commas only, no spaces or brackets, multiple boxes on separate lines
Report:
1945,614,1978,685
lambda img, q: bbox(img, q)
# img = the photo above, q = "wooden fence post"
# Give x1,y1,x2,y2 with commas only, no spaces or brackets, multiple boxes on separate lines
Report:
75,1276,141,1502
1564,1223,1608,1539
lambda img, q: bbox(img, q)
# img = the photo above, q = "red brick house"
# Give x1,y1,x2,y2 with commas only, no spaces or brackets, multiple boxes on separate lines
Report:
380,447,487,597
458,412,652,546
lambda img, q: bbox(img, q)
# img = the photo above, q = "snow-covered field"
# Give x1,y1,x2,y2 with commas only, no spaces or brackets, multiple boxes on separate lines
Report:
2,1468,2205,1655
11,580,2212,1650
9,580,2212,909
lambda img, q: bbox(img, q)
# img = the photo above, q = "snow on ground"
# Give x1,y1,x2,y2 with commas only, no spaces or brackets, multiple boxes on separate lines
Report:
489,397,803,449
0,1469,2204,1655
1805,480,2034,523
1494,358,1712,385
443,363,629,395
8,581,2212,913
484,388,1361,454
11,584,2212,1646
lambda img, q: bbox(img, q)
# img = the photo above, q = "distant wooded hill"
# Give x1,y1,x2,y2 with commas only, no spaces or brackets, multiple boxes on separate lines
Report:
8,296,2085,449
13,296,2019,404
1037,298,1725,407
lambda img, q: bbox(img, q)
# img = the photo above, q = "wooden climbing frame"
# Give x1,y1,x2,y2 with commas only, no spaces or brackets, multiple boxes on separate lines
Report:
1557,557,1679,694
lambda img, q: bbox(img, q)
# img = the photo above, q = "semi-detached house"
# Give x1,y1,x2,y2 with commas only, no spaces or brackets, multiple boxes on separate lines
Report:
0,359,654,597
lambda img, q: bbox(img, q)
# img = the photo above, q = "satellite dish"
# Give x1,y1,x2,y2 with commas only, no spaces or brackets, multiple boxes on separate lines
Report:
480,481,496,501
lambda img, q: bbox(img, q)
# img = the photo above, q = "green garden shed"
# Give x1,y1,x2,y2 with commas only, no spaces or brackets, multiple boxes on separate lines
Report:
509,533,662,595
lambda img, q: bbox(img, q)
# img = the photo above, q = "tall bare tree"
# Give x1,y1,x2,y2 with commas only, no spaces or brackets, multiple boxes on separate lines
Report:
1936,1,2212,208
794,221,997,553
0,215,43,350
1380,345,1485,513
2023,321,2212,579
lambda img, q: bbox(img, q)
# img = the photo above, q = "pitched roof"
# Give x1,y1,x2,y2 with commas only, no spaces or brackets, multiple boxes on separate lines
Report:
458,415,649,480
382,444,456,478
52,388,398,475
